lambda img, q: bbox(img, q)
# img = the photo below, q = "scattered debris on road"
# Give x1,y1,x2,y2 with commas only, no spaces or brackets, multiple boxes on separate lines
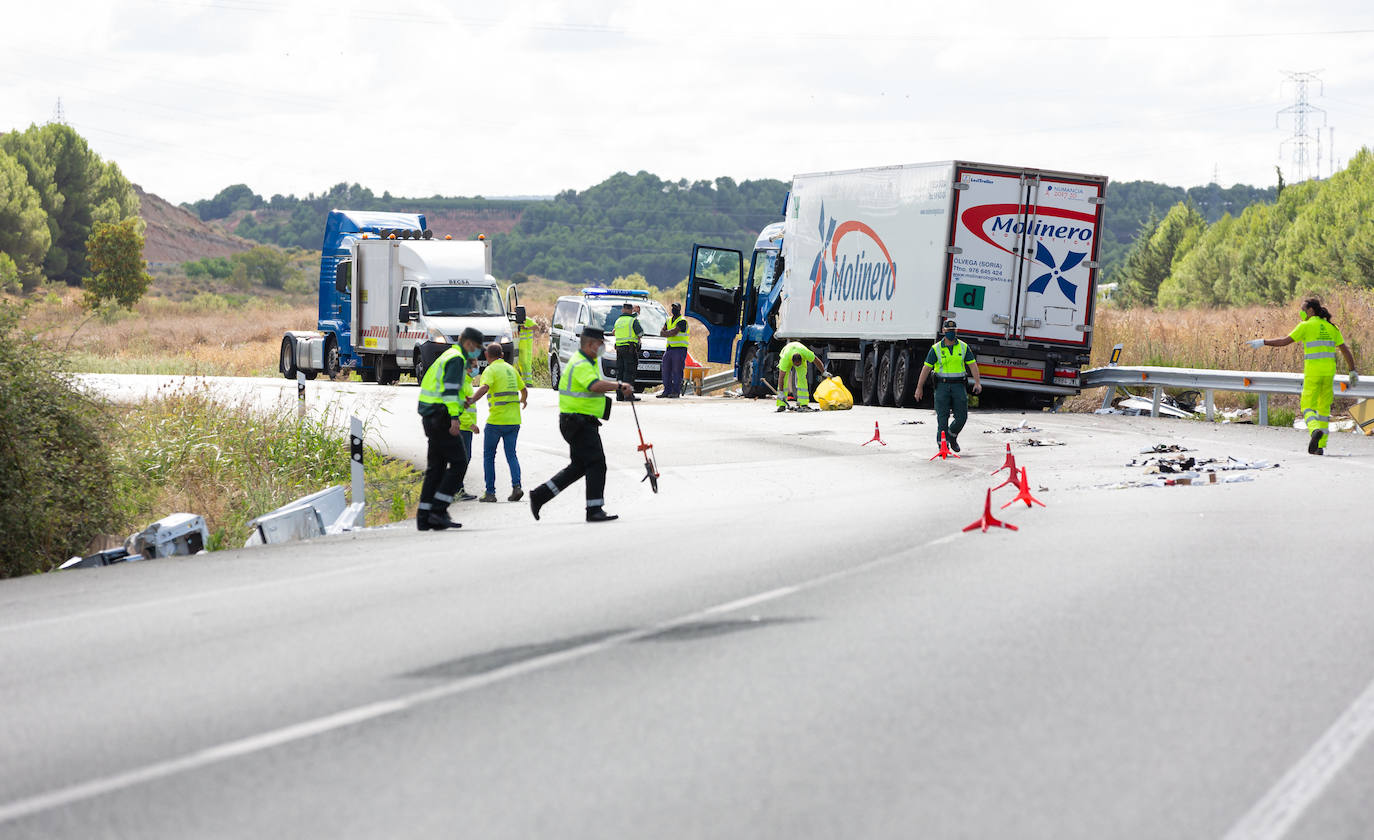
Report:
899,419,924,425
60,512,210,570
985,419,1043,434
1019,438,1065,447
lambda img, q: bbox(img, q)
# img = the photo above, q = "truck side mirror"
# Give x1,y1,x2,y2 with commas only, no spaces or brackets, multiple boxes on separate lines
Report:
334,260,352,295
398,303,411,323
514,305,526,322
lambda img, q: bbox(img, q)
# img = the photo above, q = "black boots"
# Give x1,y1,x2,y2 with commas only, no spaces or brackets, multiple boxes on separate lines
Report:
417,506,460,531
529,485,552,520
1309,429,1325,455
586,507,619,523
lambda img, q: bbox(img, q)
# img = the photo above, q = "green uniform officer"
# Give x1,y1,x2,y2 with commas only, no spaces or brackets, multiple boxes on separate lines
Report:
529,326,633,523
415,326,486,530
776,341,827,412
914,320,982,453
1246,296,1359,455
613,302,644,401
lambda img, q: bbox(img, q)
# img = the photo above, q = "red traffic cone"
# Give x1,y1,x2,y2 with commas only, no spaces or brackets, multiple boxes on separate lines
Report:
929,431,961,460
992,443,1017,477
1001,467,1045,509
963,488,1018,533
991,466,1022,492
862,421,886,446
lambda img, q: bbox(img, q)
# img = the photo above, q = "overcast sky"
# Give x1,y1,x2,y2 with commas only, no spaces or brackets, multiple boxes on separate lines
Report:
6,0,1373,205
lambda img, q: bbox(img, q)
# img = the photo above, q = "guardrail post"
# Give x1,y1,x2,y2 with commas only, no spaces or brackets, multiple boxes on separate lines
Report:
1099,385,1116,411
1204,389,1214,422
1151,386,1163,418
297,371,306,418
350,415,366,526
1258,393,1269,426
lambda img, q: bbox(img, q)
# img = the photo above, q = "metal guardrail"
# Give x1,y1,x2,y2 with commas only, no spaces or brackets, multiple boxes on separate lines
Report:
1081,365,1371,424
700,370,738,394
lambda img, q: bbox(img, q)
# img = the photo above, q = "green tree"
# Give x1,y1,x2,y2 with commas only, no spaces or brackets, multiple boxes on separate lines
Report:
0,253,20,294
0,123,139,284
83,217,153,309
233,245,292,288
1116,202,1206,307
0,148,51,290
0,302,116,575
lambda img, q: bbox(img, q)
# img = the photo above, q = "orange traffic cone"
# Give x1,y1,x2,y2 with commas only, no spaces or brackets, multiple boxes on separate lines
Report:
991,466,1021,492
992,443,1018,477
1000,467,1045,509
929,431,960,460
862,421,886,446
963,488,1018,533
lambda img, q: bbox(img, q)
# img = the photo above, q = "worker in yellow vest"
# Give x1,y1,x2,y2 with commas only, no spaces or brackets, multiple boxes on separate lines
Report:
530,326,633,522
613,301,644,401
775,340,827,412
415,326,485,530
452,358,480,503
466,342,529,502
1247,296,1359,454
515,307,536,382
658,302,689,398
914,320,982,452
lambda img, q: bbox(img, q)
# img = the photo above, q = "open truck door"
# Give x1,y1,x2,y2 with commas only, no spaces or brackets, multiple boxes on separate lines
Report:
686,244,744,364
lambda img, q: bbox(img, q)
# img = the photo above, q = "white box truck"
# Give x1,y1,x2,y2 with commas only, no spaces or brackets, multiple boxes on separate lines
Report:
281,210,516,384
686,161,1108,406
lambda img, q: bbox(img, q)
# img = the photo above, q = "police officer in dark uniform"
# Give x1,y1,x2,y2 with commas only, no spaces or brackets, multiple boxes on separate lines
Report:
612,301,643,401
529,326,633,523
416,326,486,530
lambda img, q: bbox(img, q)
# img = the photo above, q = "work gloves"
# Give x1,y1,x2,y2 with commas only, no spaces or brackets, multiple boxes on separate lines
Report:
1351,371,1361,387
1246,339,1265,349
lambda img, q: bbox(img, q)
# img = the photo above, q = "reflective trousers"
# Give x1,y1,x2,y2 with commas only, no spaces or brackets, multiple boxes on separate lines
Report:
1301,369,1334,449
933,379,969,444
777,367,811,407
419,412,469,512
542,414,607,507
518,339,533,381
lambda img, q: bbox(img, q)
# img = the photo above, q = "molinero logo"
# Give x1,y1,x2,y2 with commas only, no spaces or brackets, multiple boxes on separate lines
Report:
808,203,897,315
959,203,1095,304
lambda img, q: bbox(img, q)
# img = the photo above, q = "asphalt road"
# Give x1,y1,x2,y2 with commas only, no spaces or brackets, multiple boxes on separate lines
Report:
3,376,1374,839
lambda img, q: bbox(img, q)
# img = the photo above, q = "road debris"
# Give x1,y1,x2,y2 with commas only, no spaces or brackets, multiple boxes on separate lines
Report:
984,419,1043,434
1019,438,1064,447
899,420,925,425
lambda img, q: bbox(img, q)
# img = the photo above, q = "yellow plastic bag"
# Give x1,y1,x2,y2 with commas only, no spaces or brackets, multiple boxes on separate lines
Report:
815,376,854,410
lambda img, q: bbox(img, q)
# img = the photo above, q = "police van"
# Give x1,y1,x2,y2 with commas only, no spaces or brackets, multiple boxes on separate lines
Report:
547,288,671,391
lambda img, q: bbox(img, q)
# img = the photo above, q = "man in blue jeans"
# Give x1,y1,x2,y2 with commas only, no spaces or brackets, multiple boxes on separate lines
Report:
466,343,528,502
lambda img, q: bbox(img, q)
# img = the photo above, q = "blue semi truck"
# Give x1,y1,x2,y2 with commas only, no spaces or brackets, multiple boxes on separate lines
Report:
280,210,517,383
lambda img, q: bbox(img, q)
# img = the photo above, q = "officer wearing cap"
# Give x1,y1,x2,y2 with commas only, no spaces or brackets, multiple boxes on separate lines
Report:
416,326,486,530
529,325,633,523
914,319,982,452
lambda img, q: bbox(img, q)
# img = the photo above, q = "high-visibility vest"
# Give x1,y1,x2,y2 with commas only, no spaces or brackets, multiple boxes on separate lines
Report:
614,315,639,347
458,376,477,431
518,317,535,343
559,353,605,417
482,359,523,425
777,341,814,370
666,316,689,348
418,345,467,416
1298,317,1341,374
931,341,970,378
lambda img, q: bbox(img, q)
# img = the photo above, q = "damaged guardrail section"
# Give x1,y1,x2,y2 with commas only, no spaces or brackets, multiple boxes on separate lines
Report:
1082,366,1371,425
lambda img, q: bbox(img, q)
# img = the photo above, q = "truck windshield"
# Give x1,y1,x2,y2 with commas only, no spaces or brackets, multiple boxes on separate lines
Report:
421,286,504,317
589,301,668,336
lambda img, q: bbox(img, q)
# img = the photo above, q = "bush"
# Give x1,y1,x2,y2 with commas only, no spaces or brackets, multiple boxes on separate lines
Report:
0,302,117,575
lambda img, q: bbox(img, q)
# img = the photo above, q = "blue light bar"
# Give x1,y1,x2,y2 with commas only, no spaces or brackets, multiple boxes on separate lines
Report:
582,287,650,298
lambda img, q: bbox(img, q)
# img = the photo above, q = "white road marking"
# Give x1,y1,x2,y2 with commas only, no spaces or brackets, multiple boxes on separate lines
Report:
0,530,958,826
1221,676,1374,840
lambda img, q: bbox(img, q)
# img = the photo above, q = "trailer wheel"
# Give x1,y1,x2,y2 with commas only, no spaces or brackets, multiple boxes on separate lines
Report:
377,357,400,386
893,347,917,408
279,336,299,380
860,347,879,406
876,345,894,407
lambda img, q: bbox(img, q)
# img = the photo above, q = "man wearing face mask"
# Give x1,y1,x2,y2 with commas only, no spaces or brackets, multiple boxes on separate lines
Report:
415,326,486,530
914,319,982,452
530,326,634,523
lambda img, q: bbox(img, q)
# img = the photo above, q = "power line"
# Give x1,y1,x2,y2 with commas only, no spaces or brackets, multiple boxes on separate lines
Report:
1277,70,1327,183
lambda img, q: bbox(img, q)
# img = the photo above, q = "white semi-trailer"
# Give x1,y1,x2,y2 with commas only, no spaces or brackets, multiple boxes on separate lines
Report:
686,161,1108,406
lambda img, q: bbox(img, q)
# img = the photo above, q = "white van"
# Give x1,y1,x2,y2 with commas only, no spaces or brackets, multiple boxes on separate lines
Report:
547,288,670,391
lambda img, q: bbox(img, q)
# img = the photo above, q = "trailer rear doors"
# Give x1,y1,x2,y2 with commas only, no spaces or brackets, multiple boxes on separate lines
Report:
944,165,1104,349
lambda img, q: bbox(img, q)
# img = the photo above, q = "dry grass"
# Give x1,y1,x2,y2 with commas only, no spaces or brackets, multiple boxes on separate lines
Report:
1059,287,1373,413
19,287,314,377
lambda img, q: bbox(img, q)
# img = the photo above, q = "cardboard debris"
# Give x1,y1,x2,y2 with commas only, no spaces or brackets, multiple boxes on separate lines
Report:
1351,399,1374,436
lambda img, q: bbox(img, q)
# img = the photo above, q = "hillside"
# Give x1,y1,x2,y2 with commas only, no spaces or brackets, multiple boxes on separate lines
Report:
135,185,255,266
